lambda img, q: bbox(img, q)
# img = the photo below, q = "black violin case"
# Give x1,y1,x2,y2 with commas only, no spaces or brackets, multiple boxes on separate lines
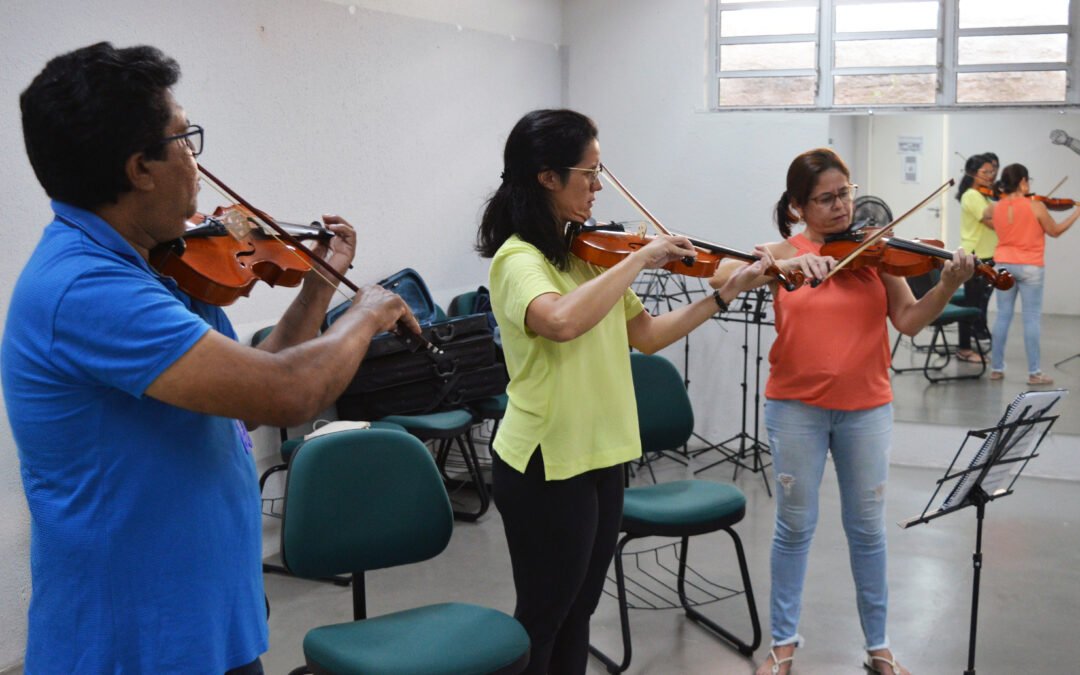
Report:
326,268,507,420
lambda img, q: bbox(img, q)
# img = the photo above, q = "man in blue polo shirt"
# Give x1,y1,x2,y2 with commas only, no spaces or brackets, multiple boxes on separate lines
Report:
2,42,419,674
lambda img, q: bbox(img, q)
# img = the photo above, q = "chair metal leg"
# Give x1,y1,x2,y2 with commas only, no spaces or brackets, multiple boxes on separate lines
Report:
588,533,635,673
677,532,762,655
449,434,490,521
925,324,985,383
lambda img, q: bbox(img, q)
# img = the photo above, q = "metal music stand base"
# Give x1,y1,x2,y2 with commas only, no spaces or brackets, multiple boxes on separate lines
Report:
691,287,773,497
1054,353,1080,368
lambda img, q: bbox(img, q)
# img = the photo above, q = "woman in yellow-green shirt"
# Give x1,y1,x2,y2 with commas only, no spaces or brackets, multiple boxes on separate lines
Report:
955,153,998,363
476,109,768,674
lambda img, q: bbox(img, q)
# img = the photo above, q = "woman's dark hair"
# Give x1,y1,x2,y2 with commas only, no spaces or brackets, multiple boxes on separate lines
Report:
998,163,1028,195
774,148,850,239
957,153,990,202
983,152,999,166
476,109,598,269
20,42,181,210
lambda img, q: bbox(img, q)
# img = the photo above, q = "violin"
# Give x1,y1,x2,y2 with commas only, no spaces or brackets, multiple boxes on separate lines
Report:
573,164,803,291
569,225,805,290
155,164,441,357
820,227,1014,290
974,185,1000,200
150,204,332,307
1029,194,1079,211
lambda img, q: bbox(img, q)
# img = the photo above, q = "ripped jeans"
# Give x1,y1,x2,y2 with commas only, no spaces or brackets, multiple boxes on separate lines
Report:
764,399,892,651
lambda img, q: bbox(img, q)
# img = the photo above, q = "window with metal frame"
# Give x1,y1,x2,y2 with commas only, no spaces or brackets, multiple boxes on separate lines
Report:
709,0,1078,110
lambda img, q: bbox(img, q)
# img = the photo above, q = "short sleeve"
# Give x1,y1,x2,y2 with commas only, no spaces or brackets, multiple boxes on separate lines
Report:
51,267,212,398
622,285,645,321
490,241,561,333
961,189,987,221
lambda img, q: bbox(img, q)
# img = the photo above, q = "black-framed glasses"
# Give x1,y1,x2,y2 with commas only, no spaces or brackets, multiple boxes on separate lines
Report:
808,183,858,208
564,163,603,184
155,124,203,157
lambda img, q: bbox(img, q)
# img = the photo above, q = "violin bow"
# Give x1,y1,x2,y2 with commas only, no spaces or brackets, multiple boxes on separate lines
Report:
196,164,442,356
599,164,796,289
819,179,955,283
1045,176,1067,199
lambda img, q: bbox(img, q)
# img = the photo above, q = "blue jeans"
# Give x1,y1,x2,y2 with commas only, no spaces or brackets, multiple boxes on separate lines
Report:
990,263,1045,375
764,399,892,650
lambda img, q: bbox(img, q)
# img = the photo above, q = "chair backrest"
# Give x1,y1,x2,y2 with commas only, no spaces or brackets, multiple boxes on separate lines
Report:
447,291,479,318
629,352,695,454
280,429,453,579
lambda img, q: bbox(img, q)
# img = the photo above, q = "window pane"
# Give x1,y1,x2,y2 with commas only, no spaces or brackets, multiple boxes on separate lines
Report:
719,76,816,106
835,2,938,32
721,42,816,71
720,7,817,37
956,71,1066,103
833,74,937,105
959,0,1068,29
958,34,1067,65
835,38,936,67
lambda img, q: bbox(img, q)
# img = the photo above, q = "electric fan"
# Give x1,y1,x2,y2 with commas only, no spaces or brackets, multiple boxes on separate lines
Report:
853,195,893,227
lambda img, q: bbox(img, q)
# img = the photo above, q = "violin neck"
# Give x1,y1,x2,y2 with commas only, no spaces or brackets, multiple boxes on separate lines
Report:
277,220,333,241
682,235,755,263
885,236,952,261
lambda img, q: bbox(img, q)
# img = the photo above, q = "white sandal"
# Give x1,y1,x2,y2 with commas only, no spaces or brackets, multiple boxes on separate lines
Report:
759,648,795,675
864,651,909,674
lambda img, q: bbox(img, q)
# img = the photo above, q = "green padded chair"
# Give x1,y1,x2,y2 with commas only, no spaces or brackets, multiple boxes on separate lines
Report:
261,421,407,584
280,429,530,675
588,353,761,674
890,270,987,382
378,410,490,521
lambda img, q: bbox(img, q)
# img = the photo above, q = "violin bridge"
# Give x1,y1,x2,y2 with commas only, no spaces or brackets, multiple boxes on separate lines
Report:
635,221,647,237
219,208,255,240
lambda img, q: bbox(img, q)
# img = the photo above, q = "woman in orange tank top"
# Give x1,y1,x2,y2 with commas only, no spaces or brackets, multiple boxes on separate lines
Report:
710,148,976,675
988,163,1078,384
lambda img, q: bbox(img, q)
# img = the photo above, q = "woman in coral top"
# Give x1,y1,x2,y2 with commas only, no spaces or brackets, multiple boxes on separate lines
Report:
711,148,975,675
989,163,1078,384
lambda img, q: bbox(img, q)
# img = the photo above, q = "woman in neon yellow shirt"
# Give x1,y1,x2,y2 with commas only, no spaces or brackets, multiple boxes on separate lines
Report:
476,109,769,674
955,153,998,364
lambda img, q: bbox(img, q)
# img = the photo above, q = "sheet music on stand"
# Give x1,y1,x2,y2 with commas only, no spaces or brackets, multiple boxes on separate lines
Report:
899,388,1067,674
903,388,1068,527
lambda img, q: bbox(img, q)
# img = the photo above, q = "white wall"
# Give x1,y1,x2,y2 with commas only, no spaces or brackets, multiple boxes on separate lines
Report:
0,0,561,666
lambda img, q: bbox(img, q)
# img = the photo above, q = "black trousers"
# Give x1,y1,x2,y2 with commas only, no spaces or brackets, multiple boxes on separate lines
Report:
958,257,995,350
492,448,624,675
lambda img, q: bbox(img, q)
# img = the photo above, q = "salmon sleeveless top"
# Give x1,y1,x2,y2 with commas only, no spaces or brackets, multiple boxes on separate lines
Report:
765,233,894,410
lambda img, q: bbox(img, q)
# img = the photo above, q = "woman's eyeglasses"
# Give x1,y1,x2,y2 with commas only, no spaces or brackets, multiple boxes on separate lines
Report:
808,184,858,208
564,164,603,184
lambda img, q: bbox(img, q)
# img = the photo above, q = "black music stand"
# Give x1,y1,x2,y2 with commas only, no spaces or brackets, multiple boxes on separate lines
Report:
692,287,773,495
1054,352,1080,368
900,389,1068,675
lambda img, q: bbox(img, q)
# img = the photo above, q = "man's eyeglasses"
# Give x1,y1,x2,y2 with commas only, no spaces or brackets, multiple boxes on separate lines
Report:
808,184,858,208
565,164,603,184
154,124,203,158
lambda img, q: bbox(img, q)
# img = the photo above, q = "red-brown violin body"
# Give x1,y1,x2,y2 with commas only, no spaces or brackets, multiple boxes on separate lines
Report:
569,224,805,290
150,204,330,306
